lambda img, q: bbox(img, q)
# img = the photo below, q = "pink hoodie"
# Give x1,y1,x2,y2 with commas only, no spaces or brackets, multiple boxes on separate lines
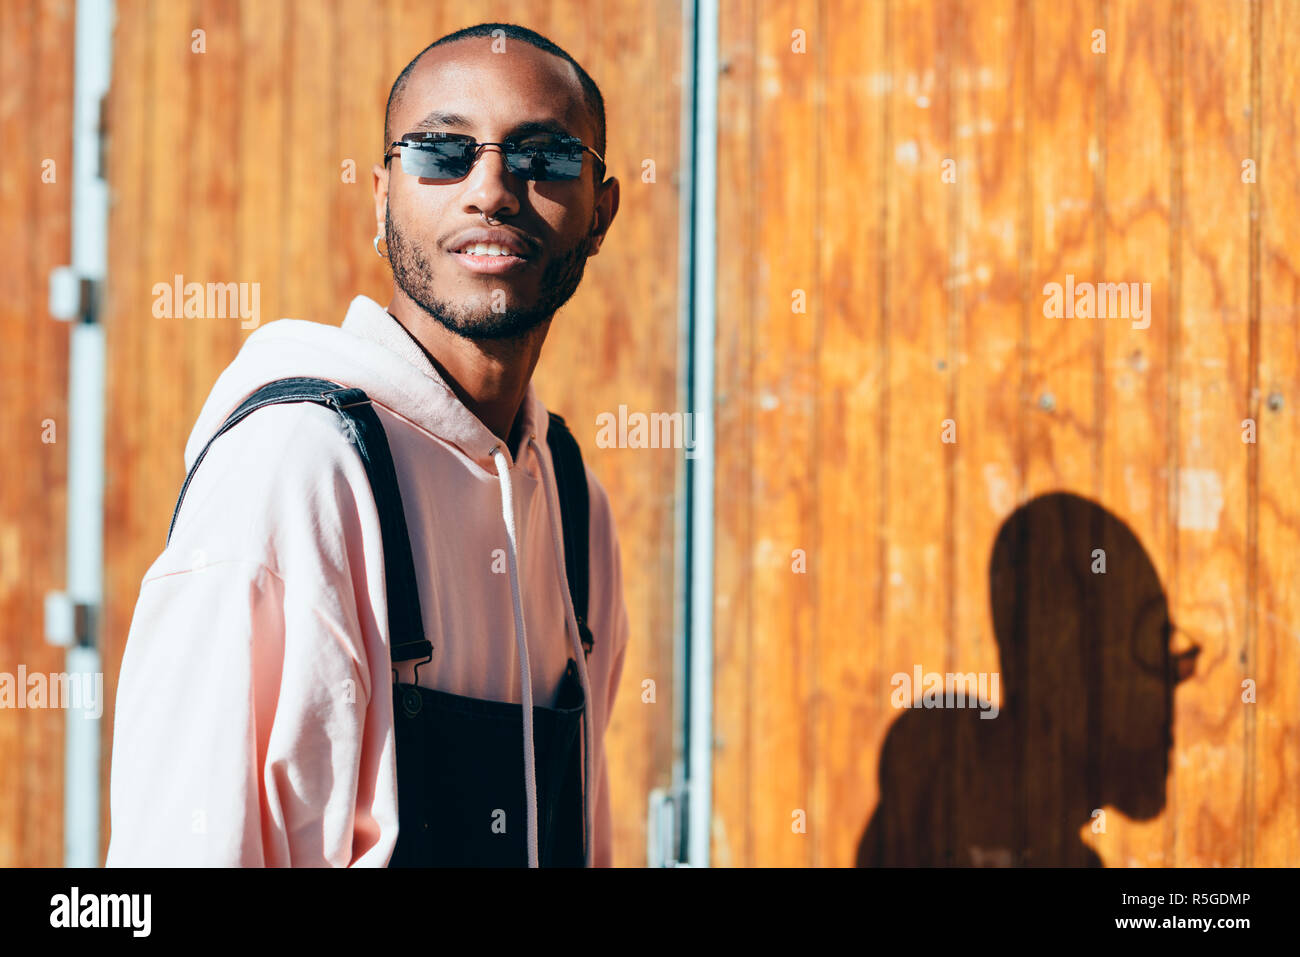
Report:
105,294,630,867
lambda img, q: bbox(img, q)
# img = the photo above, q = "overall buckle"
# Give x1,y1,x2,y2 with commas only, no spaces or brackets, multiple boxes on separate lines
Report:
322,386,371,411
392,640,433,719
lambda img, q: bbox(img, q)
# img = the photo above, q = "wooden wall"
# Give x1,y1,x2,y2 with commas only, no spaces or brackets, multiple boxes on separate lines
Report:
97,0,682,867
713,0,1300,867
0,0,74,867
5,0,1297,870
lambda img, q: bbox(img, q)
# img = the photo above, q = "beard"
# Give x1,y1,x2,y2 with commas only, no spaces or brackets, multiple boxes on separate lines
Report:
386,205,592,342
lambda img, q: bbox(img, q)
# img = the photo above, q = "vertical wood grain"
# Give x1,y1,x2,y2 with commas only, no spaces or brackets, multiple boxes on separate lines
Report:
1172,0,1250,867
873,0,954,865
713,0,757,869
948,0,1028,870
0,0,74,867
9,0,1299,870
818,0,887,867
713,0,1299,868
1253,0,1299,868
1093,0,1178,869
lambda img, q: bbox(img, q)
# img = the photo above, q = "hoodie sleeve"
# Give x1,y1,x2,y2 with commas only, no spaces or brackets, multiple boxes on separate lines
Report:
587,468,631,867
593,628,629,866
105,403,396,867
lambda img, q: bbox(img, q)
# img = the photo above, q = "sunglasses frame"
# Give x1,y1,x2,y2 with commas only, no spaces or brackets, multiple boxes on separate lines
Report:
383,130,606,182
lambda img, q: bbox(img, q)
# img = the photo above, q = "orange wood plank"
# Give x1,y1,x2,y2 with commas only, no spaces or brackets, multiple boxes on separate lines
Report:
712,0,759,869
818,0,888,867
864,0,957,867
1091,0,1180,870
1254,0,1300,867
1170,0,1251,868
947,0,1030,870
0,0,74,866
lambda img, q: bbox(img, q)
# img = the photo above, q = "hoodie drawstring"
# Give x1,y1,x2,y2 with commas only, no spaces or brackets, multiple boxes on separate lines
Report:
489,437,596,869
490,446,541,868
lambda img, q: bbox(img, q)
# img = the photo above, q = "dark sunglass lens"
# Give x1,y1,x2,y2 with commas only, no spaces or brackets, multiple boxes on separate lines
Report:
400,137,473,179
506,137,583,180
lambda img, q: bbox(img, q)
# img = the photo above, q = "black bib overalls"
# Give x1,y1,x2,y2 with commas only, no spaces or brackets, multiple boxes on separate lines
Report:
169,377,596,867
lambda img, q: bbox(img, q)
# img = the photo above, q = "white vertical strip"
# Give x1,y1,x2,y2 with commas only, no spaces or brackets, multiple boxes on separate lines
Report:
64,0,115,868
687,0,719,868
72,0,112,284
667,0,699,868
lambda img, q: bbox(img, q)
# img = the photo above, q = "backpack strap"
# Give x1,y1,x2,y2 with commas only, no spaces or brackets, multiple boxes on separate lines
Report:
166,376,433,666
545,412,594,658
166,377,593,666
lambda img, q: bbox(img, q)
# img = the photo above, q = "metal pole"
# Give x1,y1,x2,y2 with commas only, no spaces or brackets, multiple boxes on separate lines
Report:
686,0,718,869
47,0,115,868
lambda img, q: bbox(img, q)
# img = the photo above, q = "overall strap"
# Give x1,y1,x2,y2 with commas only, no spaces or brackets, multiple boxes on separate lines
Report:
545,412,594,658
166,376,433,665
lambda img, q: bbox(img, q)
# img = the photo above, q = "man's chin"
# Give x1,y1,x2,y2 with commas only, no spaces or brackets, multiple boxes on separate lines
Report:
415,300,549,342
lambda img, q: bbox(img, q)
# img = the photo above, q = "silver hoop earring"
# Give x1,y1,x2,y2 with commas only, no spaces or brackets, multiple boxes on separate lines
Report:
373,233,387,258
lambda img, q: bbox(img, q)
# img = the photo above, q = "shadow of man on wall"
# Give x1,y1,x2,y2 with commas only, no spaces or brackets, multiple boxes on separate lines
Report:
857,491,1200,866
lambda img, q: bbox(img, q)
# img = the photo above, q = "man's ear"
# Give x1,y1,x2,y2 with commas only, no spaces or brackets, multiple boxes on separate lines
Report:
372,162,389,237
587,175,620,257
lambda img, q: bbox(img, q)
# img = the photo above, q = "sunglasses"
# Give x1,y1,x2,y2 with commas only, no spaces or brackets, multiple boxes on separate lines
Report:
383,130,605,182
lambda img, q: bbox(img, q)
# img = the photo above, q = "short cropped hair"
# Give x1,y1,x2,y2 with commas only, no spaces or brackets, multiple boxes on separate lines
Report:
384,22,606,165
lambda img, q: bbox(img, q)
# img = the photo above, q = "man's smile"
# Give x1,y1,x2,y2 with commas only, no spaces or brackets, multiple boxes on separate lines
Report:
448,248,534,274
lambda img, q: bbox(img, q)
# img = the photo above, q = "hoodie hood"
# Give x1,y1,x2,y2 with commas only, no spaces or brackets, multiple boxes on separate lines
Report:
184,294,550,475
173,293,592,868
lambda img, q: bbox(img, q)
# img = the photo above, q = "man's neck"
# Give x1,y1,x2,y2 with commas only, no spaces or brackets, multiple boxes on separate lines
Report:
385,293,550,449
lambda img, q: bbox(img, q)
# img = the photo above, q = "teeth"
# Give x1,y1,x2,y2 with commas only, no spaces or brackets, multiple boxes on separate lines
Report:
457,242,516,257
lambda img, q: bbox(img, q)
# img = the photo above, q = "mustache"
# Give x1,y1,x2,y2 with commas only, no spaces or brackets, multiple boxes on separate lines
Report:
384,210,593,342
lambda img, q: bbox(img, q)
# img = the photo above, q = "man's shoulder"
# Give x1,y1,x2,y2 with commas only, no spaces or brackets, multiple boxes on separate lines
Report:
187,399,366,487
164,401,375,571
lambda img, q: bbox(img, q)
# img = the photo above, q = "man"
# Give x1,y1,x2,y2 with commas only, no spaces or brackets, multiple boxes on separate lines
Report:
106,22,628,867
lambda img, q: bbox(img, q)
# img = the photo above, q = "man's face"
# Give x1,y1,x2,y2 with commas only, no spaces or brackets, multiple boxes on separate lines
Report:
374,40,617,342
